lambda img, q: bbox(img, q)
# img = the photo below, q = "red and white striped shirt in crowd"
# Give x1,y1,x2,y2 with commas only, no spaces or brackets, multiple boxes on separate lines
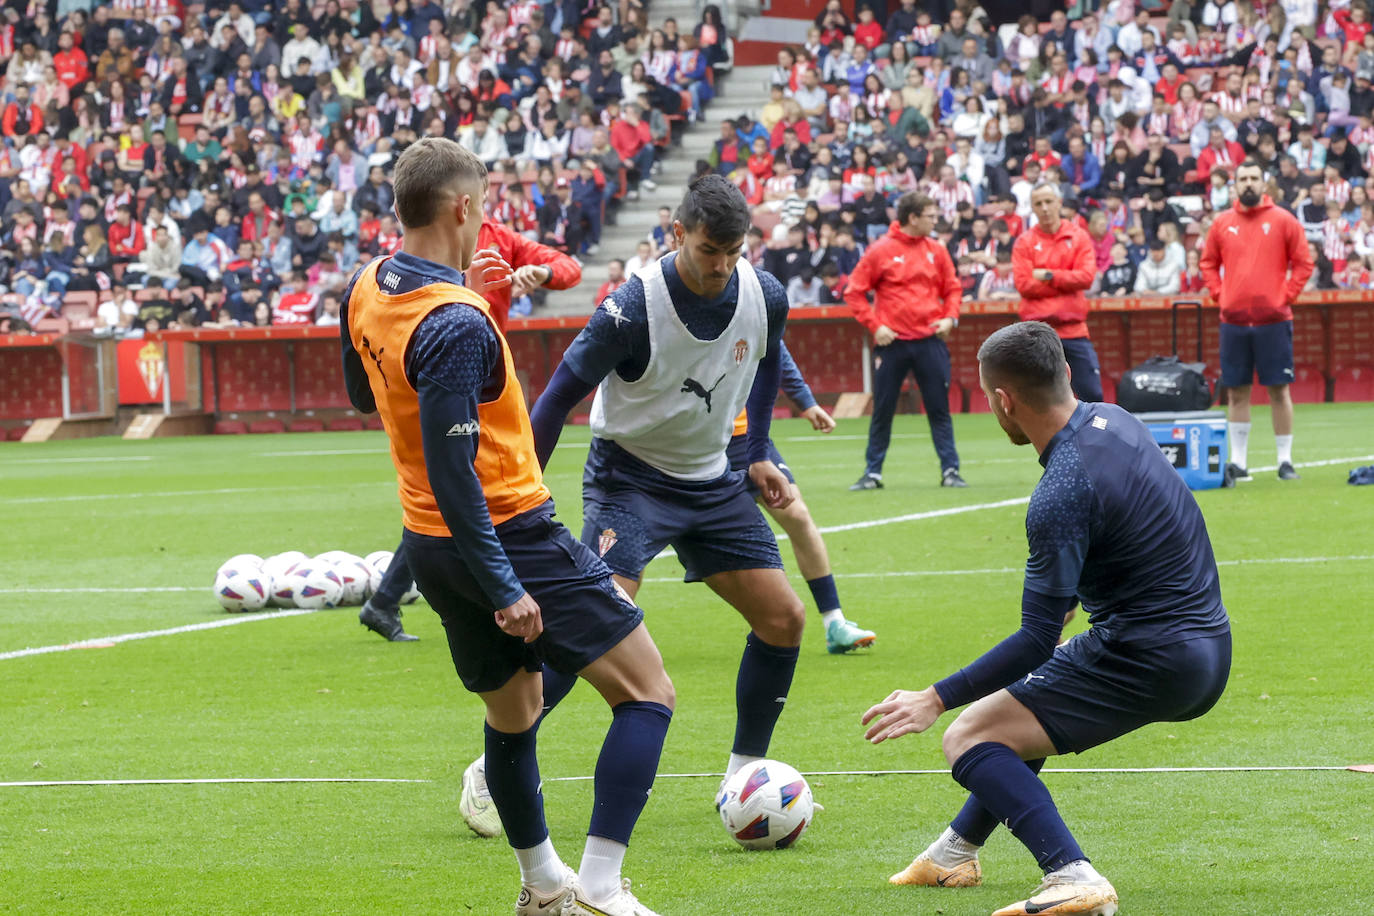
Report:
1365,145,1374,178
509,0,541,27
273,289,319,325
911,24,940,46
764,174,797,200
858,89,891,118
43,217,76,247
0,23,15,59
955,236,996,273
1041,72,1073,99
377,230,403,254
483,23,518,54
495,197,538,233
1172,99,1203,136
927,179,974,221
352,108,381,149
204,91,234,119
18,295,51,327
223,165,248,189
112,0,148,12
1088,134,1109,163
1194,37,1222,63
412,81,436,111
103,189,133,224
1322,218,1350,265
643,49,678,83
555,36,578,60
290,129,324,172
1213,90,1246,117
418,34,440,63
1145,111,1172,136
978,268,1017,297
106,98,130,132
1349,124,1374,148
1325,178,1351,207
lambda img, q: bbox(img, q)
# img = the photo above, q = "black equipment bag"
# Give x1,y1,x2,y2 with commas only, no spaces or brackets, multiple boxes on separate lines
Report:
1116,300,1214,413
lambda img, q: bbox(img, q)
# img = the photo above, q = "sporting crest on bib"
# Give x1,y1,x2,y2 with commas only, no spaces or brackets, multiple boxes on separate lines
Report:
733,338,749,365
598,528,618,556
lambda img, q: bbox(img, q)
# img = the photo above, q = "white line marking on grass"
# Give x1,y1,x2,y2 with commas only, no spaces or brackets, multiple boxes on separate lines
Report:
1,482,390,505
1,456,154,464
0,609,317,661
257,449,384,457
0,777,431,788
1250,454,1374,473
0,586,199,594
546,765,1367,783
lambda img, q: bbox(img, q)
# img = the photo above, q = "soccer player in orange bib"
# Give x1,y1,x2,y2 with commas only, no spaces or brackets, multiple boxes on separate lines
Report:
341,138,674,916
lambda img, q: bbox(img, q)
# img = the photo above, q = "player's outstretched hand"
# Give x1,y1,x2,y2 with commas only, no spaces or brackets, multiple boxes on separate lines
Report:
466,247,513,299
750,461,794,509
801,405,835,433
861,687,946,744
495,592,543,643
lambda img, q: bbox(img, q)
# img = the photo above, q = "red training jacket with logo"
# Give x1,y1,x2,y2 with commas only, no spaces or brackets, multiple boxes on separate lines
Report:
845,221,961,341
1200,195,1314,326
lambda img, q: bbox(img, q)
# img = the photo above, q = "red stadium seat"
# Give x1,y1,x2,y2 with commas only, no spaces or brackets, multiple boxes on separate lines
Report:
948,380,964,414
6,425,29,441
213,420,248,435
287,418,325,432
248,418,286,434
1333,365,1374,402
326,416,364,432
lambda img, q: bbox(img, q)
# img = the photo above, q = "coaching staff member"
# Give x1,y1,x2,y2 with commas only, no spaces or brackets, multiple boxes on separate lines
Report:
1013,184,1102,402
846,192,966,491
1201,159,1314,484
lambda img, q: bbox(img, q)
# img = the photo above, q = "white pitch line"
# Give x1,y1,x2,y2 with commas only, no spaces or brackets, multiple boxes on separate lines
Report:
257,449,384,457
0,609,318,661
1250,454,1374,473
545,764,1368,782
1,481,390,506
0,777,431,788
0,586,199,594
1,456,154,464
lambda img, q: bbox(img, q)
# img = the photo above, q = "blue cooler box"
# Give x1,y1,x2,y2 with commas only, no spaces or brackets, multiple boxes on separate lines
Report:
1136,411,1228,490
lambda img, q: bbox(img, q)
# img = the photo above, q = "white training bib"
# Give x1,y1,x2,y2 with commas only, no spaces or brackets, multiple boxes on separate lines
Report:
590,255,768,480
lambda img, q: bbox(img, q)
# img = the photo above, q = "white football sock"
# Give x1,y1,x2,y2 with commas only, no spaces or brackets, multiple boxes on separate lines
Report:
924,826,980,867
1049,858,1108,886
1276,434,1293,466
578,835,627,903
514,837,565,893
1228,421,1251,469
820,609,845,628
725,753,762,779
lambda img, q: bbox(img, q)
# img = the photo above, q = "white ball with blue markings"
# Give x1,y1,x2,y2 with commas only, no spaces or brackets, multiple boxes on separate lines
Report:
215,569,270,612
717,759,814,850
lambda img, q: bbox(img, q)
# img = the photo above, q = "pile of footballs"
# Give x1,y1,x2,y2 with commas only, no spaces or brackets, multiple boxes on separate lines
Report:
211,551,420,612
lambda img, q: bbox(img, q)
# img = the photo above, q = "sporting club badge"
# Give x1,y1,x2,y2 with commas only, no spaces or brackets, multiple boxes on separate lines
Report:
598,528,618,556
1262,222,1271,235
733,338,749,365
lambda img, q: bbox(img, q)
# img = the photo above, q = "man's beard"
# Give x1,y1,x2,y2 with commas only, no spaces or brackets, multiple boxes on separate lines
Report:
1239,189,1261,207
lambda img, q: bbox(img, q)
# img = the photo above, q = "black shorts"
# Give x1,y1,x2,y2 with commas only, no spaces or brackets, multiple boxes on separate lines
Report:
725,434,795,496
403,502,643,694
1219,320,1294,388
581,438,784,583
1005,627,1232,755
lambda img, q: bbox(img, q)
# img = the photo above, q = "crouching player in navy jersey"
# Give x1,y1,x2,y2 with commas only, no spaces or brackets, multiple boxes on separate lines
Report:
862,322,1231,916
460,174,807,837
340,138,675,916
724,342,878,655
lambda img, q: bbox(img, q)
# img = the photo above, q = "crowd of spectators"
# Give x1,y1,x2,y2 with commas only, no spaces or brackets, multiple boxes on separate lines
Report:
0,0,730,334
679,0,1374,309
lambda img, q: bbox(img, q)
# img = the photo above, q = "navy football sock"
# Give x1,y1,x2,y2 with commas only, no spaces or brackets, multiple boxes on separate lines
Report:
950,757,1046,845
587,701,673,844
537,665,579,724
951,743,1083,872
732,633,800,757
806,574,841,614
483,722,549,850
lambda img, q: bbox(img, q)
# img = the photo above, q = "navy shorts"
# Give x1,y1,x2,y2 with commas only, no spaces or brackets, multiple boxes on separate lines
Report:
1060,337,1104,403
725,434,795,496
1219,320,1294,388
581,438,784,583
403,502,643,693
1005,627,1232,755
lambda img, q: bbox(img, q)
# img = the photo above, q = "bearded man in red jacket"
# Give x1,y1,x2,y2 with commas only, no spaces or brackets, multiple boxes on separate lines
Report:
1201,159,1314,484
845,192,966,491
1012,184,1102,402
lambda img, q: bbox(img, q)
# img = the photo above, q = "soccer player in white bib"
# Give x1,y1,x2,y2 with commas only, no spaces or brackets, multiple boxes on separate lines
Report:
457,175,808,839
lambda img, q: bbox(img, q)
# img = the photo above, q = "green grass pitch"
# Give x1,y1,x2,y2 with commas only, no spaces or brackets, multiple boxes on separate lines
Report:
3,404,1373,914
